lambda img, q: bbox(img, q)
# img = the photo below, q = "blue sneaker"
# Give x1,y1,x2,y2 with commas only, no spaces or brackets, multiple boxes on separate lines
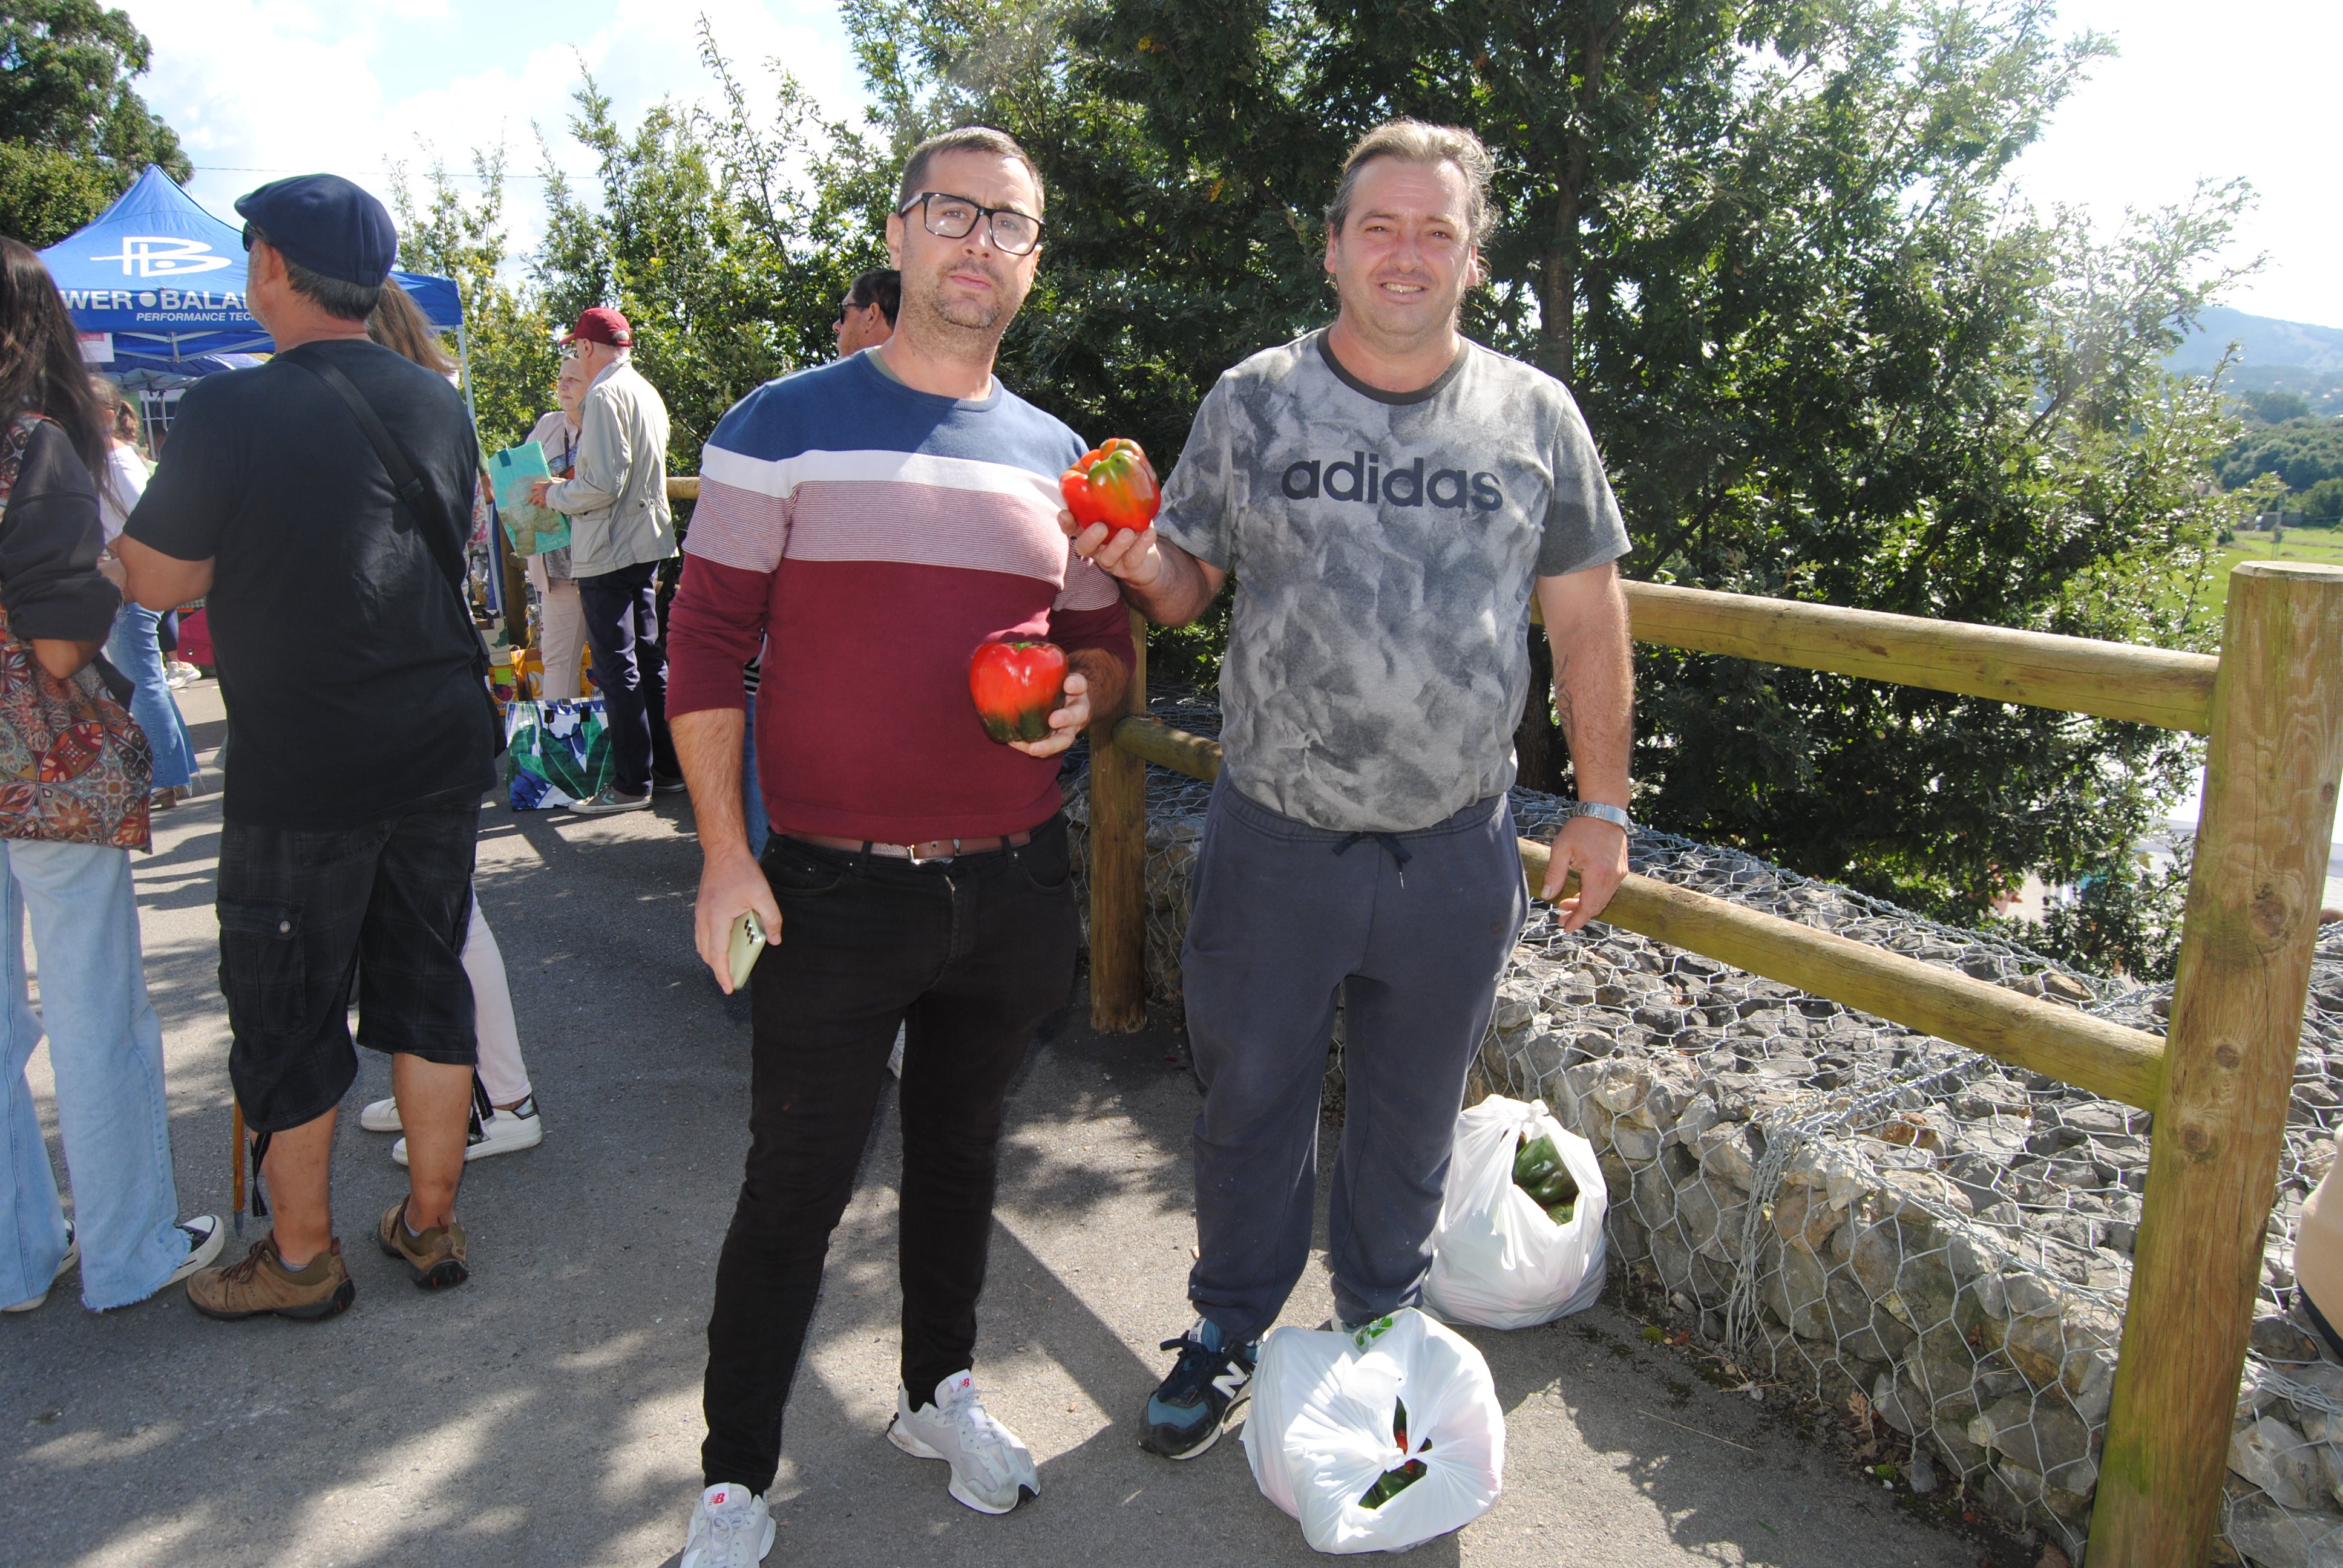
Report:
1141,1317,1260,1459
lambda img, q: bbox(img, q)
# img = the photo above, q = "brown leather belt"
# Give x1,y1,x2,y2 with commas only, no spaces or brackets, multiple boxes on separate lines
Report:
784,829,1034,864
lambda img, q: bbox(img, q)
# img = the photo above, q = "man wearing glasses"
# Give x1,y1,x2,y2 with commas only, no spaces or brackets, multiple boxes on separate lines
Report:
663,127,1132,1565
833,267,900,357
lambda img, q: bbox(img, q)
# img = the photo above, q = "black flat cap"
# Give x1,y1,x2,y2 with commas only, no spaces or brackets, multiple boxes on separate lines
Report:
234,174,398,287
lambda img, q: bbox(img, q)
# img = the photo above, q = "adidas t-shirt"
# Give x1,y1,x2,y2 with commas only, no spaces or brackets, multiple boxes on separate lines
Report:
1156,328,1630,833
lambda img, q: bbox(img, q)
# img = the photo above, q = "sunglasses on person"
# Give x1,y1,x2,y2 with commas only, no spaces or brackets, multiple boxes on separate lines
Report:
896,192,1045,257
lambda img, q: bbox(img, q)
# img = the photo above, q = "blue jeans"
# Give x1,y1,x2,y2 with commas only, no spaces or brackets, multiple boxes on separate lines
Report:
105,604,196,791
578,561,667,795
0,840,185,1309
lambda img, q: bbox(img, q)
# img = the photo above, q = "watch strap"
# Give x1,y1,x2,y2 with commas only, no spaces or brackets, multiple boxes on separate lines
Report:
1564,801,1635,834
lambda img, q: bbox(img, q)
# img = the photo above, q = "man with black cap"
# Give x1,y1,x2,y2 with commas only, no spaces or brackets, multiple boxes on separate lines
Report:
115,174,500,1320
528,305,678,813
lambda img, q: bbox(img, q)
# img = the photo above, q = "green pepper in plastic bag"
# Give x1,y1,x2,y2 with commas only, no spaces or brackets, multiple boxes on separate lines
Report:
1515,1132,1579,1220
1513,1133,1562,1191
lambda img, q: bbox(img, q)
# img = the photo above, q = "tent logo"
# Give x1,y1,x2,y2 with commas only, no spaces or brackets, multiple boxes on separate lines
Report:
90,235,231,278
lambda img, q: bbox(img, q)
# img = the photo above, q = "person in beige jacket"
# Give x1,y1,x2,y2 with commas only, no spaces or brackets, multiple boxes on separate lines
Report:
530,305,678,812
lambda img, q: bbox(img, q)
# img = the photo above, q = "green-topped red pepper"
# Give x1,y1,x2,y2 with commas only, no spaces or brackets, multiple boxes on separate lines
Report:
968,639,1067,743
1061,437,1161,532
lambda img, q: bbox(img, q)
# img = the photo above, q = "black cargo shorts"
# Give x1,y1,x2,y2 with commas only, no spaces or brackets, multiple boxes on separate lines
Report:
215,803,479,1133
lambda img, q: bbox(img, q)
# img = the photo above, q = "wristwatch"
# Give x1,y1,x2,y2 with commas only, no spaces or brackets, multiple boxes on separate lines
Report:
1561,802,1635,835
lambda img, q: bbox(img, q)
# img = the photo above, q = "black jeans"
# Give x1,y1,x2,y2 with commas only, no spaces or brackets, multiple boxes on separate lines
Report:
700,815,1080,1493
215,804,480,1134
577,560,669,794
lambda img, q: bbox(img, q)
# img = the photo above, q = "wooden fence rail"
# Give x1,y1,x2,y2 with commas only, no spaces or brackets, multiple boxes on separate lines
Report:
1619,581,2220,733
1088,566,2343,1568
1110,714,2167,1111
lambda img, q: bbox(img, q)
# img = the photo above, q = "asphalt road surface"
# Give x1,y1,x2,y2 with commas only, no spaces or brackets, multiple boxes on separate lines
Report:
2,684,1996,1568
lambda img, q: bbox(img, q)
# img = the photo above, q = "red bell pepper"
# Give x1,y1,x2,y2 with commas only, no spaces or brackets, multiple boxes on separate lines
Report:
968,639,1069,744
1060,437,1161,533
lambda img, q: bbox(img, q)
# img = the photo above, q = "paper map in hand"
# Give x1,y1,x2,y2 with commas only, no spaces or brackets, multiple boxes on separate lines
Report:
488,441,571,557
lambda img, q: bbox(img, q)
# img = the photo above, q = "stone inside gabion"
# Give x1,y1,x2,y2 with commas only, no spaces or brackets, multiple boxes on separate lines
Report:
1061,702,2343,1566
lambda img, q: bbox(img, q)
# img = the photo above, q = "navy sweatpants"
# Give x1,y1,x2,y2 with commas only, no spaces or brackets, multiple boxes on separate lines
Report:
1182,774,1529,1339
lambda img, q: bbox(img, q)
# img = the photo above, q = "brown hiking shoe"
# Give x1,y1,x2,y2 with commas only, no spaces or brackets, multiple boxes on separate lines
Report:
378,1199,469,1290
186,1236,354,1321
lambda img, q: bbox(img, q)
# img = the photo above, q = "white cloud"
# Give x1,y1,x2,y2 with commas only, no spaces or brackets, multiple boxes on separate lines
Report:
117,0,867,264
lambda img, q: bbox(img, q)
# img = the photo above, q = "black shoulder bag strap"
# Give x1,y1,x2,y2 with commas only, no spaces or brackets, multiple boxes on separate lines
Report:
286,352,506,754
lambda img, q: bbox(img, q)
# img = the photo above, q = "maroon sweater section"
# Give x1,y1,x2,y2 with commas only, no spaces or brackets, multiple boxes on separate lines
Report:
669,553,1132,842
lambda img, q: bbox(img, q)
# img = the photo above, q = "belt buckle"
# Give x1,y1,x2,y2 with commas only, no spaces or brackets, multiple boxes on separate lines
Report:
908,838,958,866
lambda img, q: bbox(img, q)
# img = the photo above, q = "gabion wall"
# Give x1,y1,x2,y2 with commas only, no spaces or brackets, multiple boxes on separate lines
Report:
1062,709,2343,1566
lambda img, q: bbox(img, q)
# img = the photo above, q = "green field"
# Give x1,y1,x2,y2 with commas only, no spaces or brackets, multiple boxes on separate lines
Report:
2183,527,2343,637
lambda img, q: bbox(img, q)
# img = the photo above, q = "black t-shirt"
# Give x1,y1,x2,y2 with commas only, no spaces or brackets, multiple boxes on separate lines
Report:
124,339,496,829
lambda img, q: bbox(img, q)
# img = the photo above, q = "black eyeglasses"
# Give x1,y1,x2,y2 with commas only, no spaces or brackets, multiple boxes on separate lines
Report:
897,192,1045,256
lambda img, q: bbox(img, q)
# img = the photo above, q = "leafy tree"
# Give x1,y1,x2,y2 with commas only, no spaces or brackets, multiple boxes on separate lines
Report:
392,146,557,457
2301,475,2343,524
525,28,890,469
828,0,2236,919
0,1,188,245
1994,837,2192,982
2214,415,2343,492
2242,388,2310,425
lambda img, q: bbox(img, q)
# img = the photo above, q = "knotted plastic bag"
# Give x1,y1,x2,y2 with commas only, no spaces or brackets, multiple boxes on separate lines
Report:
1423,1095,1608,1330
1242,1308,1505,1553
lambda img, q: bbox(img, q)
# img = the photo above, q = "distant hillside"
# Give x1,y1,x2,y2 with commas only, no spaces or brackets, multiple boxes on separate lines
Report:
2169,307,2343,414
2170,306,2343,374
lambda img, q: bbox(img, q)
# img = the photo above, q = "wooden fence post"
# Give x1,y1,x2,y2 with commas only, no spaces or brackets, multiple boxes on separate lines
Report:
1087,607,1149,1031
2090,563,2343,1567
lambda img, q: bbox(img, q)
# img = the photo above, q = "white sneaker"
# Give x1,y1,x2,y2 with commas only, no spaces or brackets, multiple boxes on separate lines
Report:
4,1221,76,1313
162,1215,226,1288
393,1096,544,1166
359,1096,402,1133
680,1482,773,1567
888,1371,1040,1515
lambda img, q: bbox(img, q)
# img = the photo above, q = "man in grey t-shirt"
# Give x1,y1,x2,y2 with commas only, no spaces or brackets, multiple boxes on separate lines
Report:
1065,119,1637,1459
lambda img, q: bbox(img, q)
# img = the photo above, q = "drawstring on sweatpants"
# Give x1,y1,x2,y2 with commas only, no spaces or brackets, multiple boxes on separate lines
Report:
1333,831,1412,887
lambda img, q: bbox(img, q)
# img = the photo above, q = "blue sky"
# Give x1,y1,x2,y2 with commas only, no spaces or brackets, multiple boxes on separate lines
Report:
114,0,2340,328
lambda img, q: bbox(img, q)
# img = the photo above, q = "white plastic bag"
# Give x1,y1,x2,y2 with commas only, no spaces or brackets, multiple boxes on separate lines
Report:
1422,1095,1608,1330
1242,1308,1505,1554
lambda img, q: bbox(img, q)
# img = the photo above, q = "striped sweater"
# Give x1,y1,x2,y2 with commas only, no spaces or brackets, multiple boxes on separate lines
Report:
666,350,1134,842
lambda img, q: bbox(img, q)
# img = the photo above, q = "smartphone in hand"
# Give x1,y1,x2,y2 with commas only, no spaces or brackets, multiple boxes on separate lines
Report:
728,909,767,992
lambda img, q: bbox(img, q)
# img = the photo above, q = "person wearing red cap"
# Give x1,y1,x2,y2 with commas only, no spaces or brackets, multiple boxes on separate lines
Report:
528,306,678,812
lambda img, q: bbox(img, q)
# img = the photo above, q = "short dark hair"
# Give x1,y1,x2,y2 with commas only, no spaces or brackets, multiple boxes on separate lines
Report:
246,223,382,321
897,126,1043,212
847,268,901,326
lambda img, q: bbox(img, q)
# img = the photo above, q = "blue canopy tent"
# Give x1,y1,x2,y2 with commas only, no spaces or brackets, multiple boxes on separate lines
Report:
43,166,508,620
39,165,470,402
